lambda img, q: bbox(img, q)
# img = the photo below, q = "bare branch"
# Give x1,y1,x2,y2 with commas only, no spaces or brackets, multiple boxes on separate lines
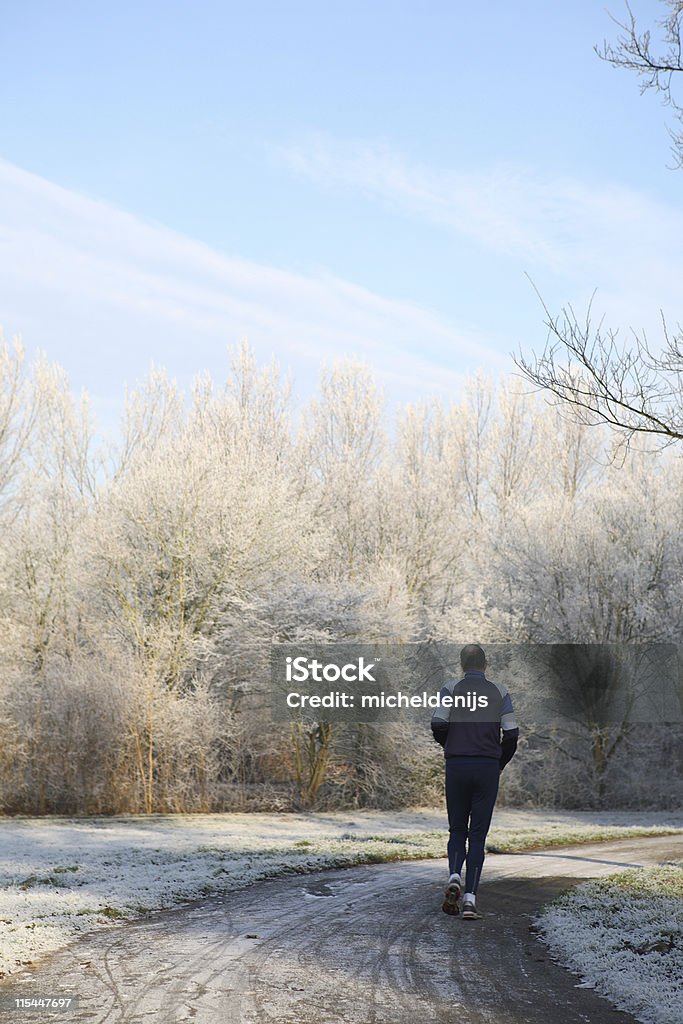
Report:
597,1,683,165
514,281,683,449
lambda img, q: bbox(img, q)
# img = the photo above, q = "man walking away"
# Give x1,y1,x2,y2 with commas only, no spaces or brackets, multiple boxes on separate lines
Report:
431,644,519,919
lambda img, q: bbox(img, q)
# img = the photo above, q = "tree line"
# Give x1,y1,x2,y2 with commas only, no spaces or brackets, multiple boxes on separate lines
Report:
0,337,681,814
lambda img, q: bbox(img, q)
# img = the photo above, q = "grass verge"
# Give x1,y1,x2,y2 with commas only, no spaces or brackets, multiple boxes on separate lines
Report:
485,823,682,853
535,861,683,1024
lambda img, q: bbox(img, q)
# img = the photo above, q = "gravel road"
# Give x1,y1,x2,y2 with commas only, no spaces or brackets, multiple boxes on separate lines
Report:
1,835,681,1024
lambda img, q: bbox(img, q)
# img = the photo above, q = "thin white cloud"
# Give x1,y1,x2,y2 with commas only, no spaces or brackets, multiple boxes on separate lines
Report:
0,158,506,426
278,137,562,265
9,141,676,434
275,134,683,333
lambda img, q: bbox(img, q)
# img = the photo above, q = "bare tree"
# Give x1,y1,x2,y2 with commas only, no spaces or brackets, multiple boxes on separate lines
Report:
597,1,683,167
514,295,683,449
516,3,683,449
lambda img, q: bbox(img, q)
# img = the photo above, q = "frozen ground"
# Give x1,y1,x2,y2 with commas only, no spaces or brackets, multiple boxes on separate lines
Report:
0,833,681,1024
0,806,681,979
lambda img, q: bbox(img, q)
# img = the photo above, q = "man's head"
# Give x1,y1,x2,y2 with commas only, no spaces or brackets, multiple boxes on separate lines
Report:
460,644,486,672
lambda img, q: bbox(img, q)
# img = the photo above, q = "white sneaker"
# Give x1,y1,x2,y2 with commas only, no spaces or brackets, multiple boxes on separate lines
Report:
442,873,462,915
462,897,481,920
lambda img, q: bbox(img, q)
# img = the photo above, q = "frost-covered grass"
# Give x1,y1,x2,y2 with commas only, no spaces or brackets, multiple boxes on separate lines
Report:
486,823,682,853
0,807,681,978
536,862,683,1024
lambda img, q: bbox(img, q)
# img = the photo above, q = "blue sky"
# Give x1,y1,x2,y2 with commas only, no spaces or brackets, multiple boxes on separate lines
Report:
1,0,682,428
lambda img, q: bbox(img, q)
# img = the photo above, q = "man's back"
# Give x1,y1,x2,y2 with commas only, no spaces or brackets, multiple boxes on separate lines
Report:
431,668,518,766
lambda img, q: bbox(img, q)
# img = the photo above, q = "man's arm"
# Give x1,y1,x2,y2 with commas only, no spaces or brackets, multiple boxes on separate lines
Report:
500,727,519,769
499,690,519,771
430,685,451,747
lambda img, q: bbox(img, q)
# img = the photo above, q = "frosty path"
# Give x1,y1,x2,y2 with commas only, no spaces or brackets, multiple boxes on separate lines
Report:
0,835,680,1024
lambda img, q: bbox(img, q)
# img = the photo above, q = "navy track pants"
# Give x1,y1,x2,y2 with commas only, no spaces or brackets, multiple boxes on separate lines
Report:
445,756,500,894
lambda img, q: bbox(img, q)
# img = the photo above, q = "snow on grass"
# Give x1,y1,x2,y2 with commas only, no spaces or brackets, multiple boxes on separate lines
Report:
0,807,681,978
536,862,683,1024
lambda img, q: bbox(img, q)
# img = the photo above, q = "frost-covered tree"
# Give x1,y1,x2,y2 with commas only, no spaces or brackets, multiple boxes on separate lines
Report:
0,342,680,813
302,360,385,578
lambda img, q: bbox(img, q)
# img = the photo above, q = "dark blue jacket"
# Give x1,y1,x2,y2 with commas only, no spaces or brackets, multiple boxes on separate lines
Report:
430,670,519,769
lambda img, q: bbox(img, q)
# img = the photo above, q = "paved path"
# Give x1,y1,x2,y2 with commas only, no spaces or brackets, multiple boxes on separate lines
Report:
1,835,681,1024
